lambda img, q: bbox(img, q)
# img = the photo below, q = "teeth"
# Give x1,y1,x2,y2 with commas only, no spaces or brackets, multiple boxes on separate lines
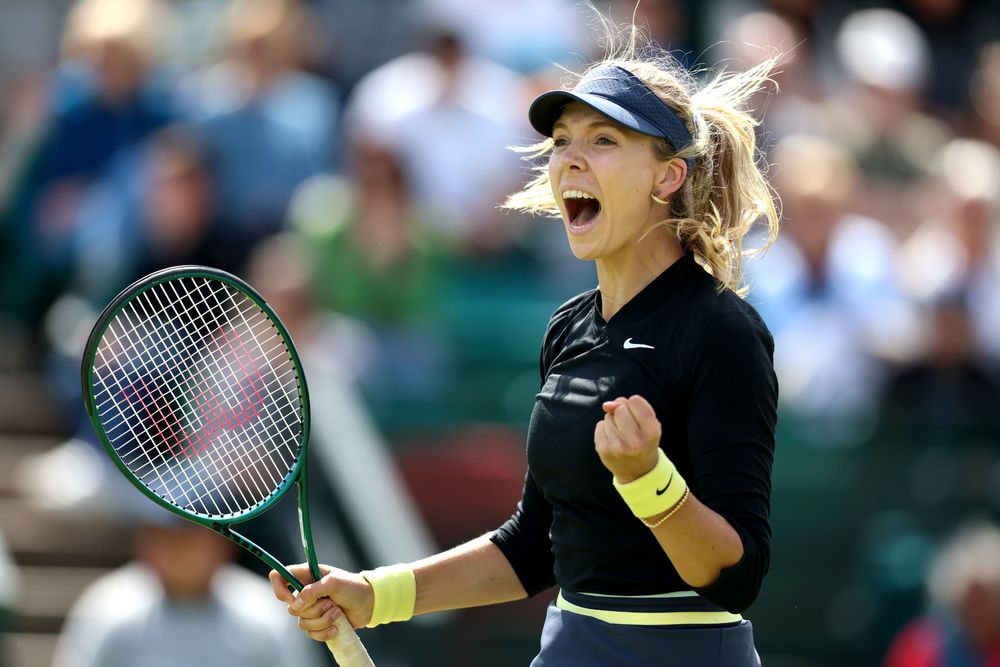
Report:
562,190,596,200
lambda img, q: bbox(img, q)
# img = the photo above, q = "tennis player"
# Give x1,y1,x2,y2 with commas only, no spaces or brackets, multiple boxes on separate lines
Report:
271,19,780,667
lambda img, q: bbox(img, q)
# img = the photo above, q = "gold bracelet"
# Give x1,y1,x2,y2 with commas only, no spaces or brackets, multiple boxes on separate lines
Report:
640,487,690,529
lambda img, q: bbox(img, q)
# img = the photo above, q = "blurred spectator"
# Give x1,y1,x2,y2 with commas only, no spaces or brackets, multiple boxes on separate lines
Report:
899,0,1000,123
240,230,367,384
884,521,1000,667
52,515,323,667
716,10,824,147
182,0,340,270
287,141,453,420
15,434,119,516
291,142,451,328
302,0,420,90
879,291,1000,443
414,0,592,74
341,25,529,251
897,139,1000,362
703,0,845,86
0,0,176,328
828,8,953,231
746,133,915,443
71,124,225,307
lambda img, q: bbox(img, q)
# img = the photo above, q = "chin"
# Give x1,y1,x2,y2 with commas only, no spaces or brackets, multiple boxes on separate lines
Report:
562,212,607,261
566,240,601,261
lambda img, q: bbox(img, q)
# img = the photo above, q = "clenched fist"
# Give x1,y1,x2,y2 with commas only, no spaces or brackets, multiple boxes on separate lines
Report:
594,395,662,484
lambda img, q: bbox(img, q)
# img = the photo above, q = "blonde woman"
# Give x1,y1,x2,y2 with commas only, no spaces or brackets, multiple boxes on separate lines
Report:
271,19,780,667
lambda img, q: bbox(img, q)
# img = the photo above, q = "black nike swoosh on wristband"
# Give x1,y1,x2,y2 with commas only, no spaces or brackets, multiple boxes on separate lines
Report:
655,472,674,496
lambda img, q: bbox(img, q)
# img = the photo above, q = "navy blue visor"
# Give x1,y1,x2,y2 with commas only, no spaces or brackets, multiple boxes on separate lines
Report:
528,65,695,167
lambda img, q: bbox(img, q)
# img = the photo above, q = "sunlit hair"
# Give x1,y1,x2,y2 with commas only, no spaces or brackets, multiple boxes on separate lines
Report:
504,10,780,296
61,0,173,66
225,0,314,68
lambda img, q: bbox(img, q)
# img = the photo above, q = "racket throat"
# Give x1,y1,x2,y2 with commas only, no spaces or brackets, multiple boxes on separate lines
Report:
217,524,306,590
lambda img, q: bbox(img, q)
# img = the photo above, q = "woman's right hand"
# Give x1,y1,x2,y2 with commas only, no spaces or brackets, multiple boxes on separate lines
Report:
269,564,375,642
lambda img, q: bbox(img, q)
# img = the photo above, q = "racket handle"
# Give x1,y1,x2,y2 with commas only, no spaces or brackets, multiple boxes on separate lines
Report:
325,612,376,667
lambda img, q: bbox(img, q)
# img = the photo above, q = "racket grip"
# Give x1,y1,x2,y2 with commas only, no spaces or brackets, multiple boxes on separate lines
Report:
325,611,376,667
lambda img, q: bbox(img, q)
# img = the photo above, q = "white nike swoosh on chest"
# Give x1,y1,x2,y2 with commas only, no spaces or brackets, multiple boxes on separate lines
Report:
623,338,655,350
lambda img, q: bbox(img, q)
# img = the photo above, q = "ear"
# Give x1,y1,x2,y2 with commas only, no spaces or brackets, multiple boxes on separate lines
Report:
653,157,687,200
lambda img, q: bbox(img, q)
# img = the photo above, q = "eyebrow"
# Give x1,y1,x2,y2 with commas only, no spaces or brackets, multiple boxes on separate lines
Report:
551,117,622,133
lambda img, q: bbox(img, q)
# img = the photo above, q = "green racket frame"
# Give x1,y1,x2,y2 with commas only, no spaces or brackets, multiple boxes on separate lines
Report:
81,265,322,590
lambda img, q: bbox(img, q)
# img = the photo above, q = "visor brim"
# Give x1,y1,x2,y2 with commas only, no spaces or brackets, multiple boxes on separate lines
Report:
527,90,665,139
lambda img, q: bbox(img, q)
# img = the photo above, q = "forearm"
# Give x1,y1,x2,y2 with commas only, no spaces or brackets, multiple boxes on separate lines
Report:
411,533,527,616
645,493,744,588
273,534,527,641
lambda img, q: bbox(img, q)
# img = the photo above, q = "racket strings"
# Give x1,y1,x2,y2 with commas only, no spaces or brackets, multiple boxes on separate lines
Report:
150,277,301,507
107,278,298,515
124,284,280,513
152,279,300,503
91,276,305,518
99,280,278,516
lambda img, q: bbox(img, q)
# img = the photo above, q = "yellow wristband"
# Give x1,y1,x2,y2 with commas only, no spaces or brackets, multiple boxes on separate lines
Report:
361,563,416,628
612,449,687,519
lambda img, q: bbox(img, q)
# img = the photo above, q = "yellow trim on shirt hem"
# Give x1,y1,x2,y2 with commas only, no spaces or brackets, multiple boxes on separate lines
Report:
556,591,743,626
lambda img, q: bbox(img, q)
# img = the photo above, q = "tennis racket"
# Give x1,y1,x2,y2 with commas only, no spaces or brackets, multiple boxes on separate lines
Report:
81,265,375,667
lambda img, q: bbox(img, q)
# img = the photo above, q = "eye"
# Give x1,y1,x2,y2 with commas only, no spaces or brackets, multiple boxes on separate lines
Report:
595,135,617,146
552,136,569,148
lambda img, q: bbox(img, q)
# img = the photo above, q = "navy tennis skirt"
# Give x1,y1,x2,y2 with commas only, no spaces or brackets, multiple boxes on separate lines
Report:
529,591,761,667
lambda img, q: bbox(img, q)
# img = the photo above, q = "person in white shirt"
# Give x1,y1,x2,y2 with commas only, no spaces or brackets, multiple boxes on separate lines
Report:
53,515,323,667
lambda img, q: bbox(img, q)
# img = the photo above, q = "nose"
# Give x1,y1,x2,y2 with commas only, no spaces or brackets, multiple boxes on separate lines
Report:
557,141,586,172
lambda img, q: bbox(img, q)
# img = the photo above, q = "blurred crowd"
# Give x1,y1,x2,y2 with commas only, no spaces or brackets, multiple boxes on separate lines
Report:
2,0,1000,664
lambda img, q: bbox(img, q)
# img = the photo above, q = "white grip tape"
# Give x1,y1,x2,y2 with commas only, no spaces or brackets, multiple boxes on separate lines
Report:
325,612,375,667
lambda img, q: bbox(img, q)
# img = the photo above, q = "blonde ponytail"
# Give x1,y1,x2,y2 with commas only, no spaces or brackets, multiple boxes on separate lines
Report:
669,57,780,295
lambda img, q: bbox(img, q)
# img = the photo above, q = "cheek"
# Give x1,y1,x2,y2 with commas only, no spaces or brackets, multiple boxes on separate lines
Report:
604,177,650,220
628,178,648,200
597,151,652,200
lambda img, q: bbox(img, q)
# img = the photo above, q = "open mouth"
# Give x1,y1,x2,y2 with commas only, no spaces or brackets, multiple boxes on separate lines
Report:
563,190,602,229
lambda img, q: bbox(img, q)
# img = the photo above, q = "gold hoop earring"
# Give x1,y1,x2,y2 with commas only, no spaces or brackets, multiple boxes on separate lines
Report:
651,193,669,206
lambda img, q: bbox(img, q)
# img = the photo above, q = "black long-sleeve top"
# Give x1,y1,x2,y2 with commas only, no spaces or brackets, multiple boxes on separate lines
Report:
490,253,778,614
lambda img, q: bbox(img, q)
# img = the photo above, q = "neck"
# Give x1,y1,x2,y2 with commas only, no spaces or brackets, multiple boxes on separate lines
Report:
596,240,684,321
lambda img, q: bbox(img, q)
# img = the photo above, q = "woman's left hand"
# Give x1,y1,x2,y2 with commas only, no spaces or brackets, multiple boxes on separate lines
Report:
595,395,662,483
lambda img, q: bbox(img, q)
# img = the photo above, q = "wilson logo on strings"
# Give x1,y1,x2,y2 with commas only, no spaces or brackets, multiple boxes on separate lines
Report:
121,327,266,459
